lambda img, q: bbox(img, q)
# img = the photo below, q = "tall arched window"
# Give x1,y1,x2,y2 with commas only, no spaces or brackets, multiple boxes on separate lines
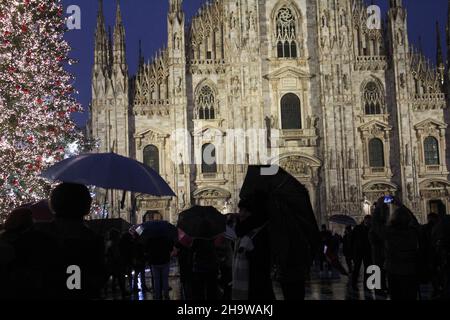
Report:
202,144,217,173
196,86,216,120
424,136,440,165
363,81,384,115
276,6,298,58
369,138,385,168
281,93,302,129
143,145,160,173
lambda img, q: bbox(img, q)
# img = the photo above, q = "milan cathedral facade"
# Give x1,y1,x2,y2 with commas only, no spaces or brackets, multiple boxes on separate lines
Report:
89,0,450,224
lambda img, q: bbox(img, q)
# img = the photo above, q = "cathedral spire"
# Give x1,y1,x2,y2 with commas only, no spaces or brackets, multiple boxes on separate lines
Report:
446,0,450,92
447,0,450,64
94,0,108,68
169,0,183,14
389,0,403,8
168,0,184,24
437,22,444,68
113,0,126,68
138,40,144,71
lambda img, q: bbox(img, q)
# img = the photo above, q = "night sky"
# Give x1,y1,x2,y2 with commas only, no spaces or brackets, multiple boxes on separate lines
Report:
62,0,448,127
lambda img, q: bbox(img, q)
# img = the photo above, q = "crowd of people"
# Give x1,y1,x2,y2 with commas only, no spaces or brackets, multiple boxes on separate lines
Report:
318,197,450,300
0,183,281,300
1,182,449,301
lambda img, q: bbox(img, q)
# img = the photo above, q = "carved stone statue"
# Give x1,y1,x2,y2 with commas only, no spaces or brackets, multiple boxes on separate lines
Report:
400,73,406,88
176,77,183,94
331,186,337,203
179,190,186,209
306,116,312,129
311,115,319,130
270,115,277,129
350,185,358,203
342,73,348,91
178,153,184,174
407,183,414,201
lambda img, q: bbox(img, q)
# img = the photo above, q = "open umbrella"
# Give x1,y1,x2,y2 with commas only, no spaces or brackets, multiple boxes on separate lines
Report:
19,200,54,223
240,165,321,273
329,214,357,226
138,220,177,240
40,152,175,196
85,218,132,236
177,206,226,240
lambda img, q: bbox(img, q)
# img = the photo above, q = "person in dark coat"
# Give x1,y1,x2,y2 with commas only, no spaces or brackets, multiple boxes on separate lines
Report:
351,215,373,290
176,241,194,300
216,216,235,300
384,206,421,300
421,213,440,296
235,197,275,300
119,232,135,292
0,208,58,300
146,236,174,300
191,238,219,300
38,183,107,300
342,226,353,274
105,229,129,298
431,214,450,299
369,199,390,294
131,236,148,293
319,224,332,274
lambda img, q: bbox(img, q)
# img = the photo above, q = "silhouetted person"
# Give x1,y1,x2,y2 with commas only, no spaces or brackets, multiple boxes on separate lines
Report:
176,241,193,300
342,226,353,274
351,215,372,291
217,216,235,300
431,214,450,299
191,238,219,300
0,208,57,299
233,197,275,300
119,232,135,292
421,213,440,297
369,199,390,294
105,229,129,298
38,183,106,300
131,236,148,293
319,224,332,275
146,236,174,300
385,206,421,300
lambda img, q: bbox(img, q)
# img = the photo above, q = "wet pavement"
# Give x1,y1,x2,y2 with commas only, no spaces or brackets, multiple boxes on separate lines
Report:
104,260,434,301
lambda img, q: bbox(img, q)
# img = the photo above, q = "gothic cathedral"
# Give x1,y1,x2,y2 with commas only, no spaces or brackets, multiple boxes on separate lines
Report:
89,0,450,225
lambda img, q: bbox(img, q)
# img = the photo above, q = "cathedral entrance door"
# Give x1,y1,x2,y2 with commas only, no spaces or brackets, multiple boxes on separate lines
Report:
429,200,447,216
143,210,163,223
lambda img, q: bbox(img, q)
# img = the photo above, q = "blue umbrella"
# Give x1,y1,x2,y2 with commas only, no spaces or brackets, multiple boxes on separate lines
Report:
40,152,175,197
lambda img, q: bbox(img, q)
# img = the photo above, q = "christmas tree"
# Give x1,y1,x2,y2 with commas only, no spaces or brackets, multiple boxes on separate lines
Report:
0,0,83,221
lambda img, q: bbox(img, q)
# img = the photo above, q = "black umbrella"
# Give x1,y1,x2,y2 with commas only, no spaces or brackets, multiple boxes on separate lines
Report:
240,165,321,273
85,218,132,236
177,206,226,240
329,214,357,226
139,220,177,240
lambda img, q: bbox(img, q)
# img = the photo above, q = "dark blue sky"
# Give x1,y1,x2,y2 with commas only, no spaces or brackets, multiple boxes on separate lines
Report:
62,0,448,127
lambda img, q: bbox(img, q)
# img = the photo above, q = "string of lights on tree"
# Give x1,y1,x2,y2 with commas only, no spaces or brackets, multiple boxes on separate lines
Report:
0,0,86,221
